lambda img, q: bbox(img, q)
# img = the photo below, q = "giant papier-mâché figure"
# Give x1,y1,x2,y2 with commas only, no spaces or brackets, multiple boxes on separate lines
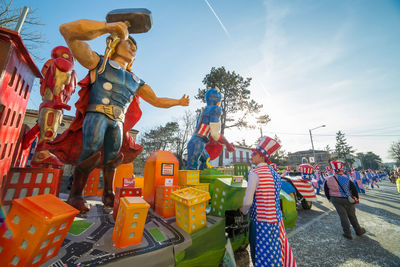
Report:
48,10,189,213
186,88,234,170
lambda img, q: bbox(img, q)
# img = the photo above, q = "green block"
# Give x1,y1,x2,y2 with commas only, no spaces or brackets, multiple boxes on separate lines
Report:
280,191,298,229
234,163,249,179
175,217,226,267
68,218,94,235
200,168,232,197
210,178,247,217
148,228,167,242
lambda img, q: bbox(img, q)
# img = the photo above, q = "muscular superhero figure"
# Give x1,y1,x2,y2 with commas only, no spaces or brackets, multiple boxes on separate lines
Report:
58,19,189,213
186,88,234,170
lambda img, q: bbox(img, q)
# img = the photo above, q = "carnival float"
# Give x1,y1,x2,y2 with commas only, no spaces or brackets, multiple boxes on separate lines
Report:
0,8,298,266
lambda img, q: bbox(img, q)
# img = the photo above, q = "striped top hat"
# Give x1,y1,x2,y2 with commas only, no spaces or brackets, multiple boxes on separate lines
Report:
252,136,281,164
298,164,314,174
330,160,344,173
314,164,320,171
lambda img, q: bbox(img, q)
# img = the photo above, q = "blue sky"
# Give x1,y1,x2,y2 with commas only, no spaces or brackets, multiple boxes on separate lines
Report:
12,0,400,162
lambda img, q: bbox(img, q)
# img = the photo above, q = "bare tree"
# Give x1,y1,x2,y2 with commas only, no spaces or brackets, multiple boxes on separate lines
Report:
389,140,400,164
173,111,196,169
0,0,46,60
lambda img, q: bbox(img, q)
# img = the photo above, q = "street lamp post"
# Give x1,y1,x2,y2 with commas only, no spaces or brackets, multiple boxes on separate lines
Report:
309,125,326,164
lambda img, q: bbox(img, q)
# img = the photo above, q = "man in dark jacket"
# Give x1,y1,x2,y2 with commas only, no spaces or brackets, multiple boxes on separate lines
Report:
324,160,366,240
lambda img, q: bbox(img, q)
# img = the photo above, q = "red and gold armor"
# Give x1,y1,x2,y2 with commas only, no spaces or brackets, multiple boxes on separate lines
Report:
31,46,77,168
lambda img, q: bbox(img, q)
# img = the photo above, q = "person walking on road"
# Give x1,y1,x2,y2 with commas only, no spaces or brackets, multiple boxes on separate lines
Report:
241,136,296,267
324,160,366,240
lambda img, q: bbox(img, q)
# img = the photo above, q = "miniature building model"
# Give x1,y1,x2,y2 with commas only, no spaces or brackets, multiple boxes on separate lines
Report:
1,167,62,214
0,194,79,266
210,178,248,217
170,187,210,234
0,27,42,187
113,186,142,220
143,151,179,207
155,185,180,218
112,197,150,249
178,170,199,185
83,168,101,196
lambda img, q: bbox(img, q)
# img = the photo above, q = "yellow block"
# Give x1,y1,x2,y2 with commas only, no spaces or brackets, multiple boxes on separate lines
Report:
178,170,200,186
171,187,210,234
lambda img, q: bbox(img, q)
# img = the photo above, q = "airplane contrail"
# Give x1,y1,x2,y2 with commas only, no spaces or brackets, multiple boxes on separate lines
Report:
204,0,231,38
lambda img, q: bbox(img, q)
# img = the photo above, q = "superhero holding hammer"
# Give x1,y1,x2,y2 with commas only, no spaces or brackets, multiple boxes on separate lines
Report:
50,9,189,213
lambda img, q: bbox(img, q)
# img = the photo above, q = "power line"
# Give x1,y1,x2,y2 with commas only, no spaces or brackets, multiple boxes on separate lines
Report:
265,131,400,137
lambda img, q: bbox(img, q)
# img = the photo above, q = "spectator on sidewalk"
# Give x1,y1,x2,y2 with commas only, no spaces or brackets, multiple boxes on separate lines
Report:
324,160,366,240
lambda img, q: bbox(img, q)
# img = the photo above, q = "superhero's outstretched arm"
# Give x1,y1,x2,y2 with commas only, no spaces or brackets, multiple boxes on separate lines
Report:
137,84,189,108
60,19,128,70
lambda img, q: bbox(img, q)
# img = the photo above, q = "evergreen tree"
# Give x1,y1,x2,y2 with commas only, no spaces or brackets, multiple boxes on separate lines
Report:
334,131,355,168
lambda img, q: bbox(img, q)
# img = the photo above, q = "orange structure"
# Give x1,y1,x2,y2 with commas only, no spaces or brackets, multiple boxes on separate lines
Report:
0,194,79,266
113,186,142,220
1,167,62,214
112,163,134,192
134,176,144,189
155,185,180,218
143,151,179,208
112,197,150,249
83,168,101,196
170,187,210,234
0,27,42,187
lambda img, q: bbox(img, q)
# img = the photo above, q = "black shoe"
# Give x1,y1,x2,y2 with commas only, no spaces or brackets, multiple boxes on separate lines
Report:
342,233,353,240
356,228,366,236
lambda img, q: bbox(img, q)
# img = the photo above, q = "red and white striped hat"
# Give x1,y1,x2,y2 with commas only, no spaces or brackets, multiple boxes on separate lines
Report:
314,164,320,171
298,164,314,174
270,163,277,170
253,136,281,164
325,166,332,172
330,160,344,172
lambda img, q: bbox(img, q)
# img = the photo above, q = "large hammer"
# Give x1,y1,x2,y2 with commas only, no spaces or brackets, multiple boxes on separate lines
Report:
98,8,152,74
106,8,152,33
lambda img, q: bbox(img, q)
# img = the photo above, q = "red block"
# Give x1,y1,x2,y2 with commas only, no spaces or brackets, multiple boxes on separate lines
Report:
113,186,142,220
0,168,62,215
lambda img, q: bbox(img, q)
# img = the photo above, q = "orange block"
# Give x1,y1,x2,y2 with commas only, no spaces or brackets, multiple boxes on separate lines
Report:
112,197,150,249
0,194,79,266
155,185,180,218
83,168,101,196
112,163,134,192
143,151,179,208
134,177,144,189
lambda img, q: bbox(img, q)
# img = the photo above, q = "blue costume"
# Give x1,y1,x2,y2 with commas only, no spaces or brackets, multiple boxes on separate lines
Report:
81,56,145,164
186,89,221,170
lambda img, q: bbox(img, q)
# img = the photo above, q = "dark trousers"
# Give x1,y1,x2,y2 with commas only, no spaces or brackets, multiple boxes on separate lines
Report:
331,197,362,235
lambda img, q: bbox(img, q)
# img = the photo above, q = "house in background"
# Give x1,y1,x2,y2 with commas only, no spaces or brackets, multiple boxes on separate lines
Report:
209,145,252,167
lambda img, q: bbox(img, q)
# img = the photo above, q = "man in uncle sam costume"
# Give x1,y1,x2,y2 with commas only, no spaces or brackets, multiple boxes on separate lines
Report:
241,136,296,267
323,160,366,240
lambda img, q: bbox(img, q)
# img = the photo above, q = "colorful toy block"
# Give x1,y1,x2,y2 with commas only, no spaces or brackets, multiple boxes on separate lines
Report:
178,170,200,186
1,167,62,214
0,194,79,266
143,151,179,208
210,178,248,217
112,197,150,249
181,183,209,193
113,186,142,220
83,168,101,196
155,185,180,218
170,187,210,234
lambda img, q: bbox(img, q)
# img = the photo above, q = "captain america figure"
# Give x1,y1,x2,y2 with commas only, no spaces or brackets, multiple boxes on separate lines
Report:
186,88,234,170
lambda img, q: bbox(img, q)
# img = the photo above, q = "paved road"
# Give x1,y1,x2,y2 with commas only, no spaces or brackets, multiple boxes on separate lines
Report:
235,179,400,267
